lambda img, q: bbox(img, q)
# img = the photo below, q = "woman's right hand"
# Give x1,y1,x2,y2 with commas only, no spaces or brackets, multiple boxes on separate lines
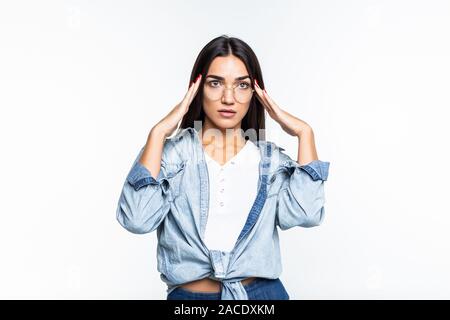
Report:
154,74,202,138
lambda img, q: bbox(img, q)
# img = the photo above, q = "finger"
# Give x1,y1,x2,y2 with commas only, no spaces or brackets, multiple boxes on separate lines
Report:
256,94,276,118
181,75,201,108
253,80,267,105
186,74,202,105
255,81,279,116
254,80,273,113
257,94,273,114
182,79,196,102
262,89,280,113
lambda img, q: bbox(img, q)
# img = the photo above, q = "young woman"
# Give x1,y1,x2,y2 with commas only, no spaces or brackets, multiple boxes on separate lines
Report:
116,35,330,300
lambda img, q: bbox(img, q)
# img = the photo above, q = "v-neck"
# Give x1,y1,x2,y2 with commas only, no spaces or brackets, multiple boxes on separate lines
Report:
203,140,249,169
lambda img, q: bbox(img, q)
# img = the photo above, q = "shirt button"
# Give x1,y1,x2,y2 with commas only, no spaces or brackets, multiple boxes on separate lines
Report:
220,188,224,193
231,161,235,165
220,202,224,207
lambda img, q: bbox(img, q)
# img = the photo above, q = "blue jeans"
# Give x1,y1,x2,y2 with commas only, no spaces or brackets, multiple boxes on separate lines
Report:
167,278,290,300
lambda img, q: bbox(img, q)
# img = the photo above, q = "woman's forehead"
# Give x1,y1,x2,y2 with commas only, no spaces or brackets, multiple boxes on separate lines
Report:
207,55,249,77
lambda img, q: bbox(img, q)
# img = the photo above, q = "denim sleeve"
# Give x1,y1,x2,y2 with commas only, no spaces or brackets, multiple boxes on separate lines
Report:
276,159,330,230
116,145,180,234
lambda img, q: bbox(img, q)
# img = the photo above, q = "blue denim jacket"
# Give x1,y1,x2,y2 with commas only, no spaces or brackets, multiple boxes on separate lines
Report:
116,126,330,300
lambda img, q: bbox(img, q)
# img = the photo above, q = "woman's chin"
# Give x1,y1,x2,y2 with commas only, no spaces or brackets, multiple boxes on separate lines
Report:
215,119,242,129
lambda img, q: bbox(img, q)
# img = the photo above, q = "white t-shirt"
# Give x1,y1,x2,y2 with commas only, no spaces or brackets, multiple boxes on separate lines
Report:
203,140,261,253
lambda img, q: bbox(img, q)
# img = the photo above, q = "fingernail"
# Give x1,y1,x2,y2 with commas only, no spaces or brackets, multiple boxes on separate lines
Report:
264,89,267,94
255,79,259,86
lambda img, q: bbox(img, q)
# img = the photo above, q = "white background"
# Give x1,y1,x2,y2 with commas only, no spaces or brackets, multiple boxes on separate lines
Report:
1,0,449,299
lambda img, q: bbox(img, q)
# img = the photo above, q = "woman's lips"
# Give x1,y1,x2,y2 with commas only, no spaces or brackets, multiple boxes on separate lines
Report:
218,110,236,118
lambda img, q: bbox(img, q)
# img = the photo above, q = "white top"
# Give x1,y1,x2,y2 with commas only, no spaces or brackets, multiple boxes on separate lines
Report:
203,140,261,253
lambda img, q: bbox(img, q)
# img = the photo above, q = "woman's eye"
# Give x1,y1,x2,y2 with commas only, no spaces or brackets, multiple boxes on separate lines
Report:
209,80,221,87
208,80,250,88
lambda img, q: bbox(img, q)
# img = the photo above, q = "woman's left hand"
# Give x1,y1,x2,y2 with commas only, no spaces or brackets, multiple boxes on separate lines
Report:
253,79,312,136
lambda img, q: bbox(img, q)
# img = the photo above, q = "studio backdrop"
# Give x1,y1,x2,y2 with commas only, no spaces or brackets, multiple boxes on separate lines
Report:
0,0,449,299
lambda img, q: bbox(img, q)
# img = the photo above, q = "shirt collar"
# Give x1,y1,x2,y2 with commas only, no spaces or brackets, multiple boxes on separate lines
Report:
204,140,251,167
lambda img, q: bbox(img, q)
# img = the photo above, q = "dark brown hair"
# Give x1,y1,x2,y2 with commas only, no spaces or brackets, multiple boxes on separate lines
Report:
179,35,267,141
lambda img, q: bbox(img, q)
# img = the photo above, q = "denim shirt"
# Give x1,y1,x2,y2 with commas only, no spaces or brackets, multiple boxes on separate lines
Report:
116,127,330,300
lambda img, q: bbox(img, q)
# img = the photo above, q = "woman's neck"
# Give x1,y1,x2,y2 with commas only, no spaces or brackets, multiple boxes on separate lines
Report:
201,121,247,162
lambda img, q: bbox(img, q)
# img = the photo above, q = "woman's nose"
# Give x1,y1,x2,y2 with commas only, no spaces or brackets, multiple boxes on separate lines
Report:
222,88,235,103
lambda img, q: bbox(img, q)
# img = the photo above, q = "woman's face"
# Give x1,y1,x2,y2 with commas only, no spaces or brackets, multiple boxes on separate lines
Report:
202,55,253,131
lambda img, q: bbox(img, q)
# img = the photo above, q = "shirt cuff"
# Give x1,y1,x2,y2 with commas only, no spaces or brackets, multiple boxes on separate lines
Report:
126,161,167,191
298,160,330,181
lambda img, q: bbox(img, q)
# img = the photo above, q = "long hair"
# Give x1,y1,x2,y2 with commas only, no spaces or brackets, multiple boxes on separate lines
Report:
179,35,266,141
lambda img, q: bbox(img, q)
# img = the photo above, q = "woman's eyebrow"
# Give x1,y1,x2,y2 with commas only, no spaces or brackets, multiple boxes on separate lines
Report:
205,75,250,81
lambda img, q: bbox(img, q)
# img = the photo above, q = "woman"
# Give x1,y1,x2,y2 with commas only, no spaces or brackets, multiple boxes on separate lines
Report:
116,35,330,300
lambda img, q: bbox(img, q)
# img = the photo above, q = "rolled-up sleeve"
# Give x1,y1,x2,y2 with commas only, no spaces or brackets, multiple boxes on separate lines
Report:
116,146,180,234
276,159,330,230
126,158,169,192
